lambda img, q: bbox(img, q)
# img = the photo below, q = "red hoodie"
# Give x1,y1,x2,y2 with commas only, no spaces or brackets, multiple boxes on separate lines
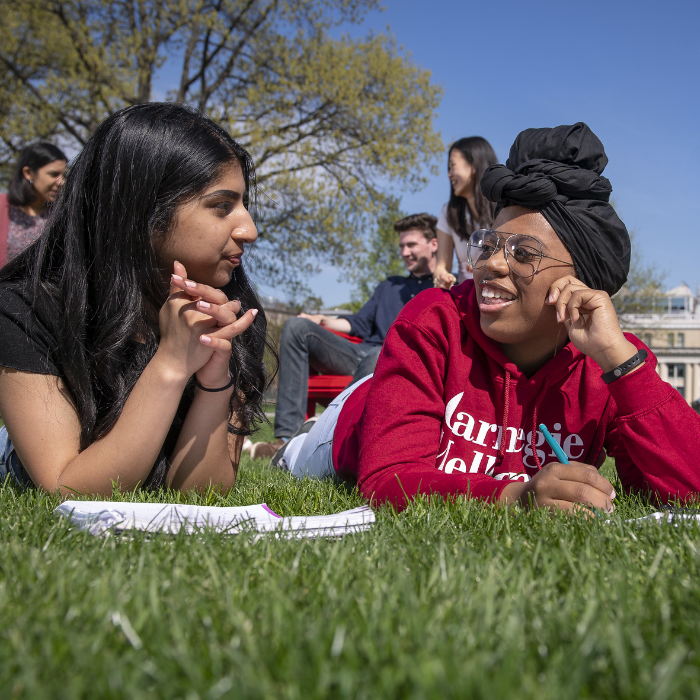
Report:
332,280,700,509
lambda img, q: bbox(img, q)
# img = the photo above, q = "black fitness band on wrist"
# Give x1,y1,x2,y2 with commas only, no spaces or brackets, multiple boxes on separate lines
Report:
601,348,648,384
194,373,235,392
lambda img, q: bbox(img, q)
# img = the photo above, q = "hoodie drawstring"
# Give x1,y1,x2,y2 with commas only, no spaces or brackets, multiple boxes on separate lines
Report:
529,375,551,471
495,370,511,467
481,364,552,472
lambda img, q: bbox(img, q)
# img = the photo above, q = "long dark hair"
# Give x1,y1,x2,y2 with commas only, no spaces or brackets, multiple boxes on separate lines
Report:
8,142,67,206
446,137,498,240
0,103,273,486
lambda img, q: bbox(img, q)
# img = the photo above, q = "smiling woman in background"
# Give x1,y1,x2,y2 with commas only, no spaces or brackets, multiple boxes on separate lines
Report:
0,142,68,266
432,137,498,290
0,103,271,495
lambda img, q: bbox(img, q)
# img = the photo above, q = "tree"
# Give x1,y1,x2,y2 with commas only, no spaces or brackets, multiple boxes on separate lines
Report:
334,196,406,313
0,0,443,298
612,231,667,315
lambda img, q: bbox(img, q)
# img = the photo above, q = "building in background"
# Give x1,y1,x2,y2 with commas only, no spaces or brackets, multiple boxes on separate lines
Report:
619,283,700,405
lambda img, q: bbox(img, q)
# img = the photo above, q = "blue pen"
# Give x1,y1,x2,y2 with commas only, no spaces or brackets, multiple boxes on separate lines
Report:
538,423,569,464
539,424,606,519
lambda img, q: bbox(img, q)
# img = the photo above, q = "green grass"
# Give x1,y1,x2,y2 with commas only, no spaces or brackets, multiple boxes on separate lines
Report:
2,439,700,698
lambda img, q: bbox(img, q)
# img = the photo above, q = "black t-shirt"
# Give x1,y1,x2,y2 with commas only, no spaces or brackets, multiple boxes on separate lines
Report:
0,279,190,488
0,280,62,376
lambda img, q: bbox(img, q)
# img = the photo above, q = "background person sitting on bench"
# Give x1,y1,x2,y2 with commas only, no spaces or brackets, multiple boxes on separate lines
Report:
250,213,438,459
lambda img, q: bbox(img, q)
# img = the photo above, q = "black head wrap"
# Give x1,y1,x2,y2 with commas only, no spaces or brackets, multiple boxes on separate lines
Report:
480,123,630,295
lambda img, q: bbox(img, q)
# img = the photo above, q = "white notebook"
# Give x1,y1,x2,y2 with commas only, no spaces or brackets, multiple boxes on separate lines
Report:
54,500,375,538
627,511,700,525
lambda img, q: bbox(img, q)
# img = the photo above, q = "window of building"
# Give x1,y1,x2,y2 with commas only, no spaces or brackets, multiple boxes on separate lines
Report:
669,297,688,314
667,363,686,398
643,333,652,346
678,333,685,348
668,333,674,348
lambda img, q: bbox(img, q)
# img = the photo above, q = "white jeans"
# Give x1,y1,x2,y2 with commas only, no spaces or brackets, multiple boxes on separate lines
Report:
285,374,372,479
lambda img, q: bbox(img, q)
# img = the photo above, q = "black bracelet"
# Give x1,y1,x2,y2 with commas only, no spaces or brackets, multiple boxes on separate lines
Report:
601,348,648,384
194,373,235,392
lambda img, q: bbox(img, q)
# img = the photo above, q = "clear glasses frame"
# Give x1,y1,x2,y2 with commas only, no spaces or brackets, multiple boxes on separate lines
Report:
467,229,573,278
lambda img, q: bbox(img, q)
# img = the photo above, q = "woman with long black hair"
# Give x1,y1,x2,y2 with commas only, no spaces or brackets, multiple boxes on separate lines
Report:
0,142,67,266
432,137,498,289
0,103,272,495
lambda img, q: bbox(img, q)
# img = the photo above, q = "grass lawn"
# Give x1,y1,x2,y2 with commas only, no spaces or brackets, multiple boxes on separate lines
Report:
2,420,700,698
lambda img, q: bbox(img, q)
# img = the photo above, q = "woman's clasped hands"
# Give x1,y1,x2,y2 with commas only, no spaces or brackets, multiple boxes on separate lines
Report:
157,261,258,389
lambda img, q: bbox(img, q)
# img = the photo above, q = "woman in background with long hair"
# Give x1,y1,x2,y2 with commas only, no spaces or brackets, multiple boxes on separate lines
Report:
433,137,498,289
1,142,67,266
0,103,271,495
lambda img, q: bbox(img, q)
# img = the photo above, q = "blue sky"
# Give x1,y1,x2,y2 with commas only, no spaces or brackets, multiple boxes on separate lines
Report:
255,0,700,306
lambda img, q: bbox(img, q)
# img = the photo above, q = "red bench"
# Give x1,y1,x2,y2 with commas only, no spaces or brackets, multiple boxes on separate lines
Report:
306,329,363,418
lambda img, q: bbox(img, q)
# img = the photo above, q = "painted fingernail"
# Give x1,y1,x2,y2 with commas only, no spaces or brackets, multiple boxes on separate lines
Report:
185,280,197,288
198,301,211,309
548,294,554,303
171,274,183,282
556,311,561,323
611,489,617,499
200,335,212,344
251,309,258,317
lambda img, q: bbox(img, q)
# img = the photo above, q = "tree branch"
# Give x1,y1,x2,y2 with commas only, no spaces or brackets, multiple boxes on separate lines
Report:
0,52,87,144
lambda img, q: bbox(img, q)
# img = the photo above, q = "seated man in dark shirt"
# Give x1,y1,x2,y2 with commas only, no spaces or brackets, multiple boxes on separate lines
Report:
250,213,437,459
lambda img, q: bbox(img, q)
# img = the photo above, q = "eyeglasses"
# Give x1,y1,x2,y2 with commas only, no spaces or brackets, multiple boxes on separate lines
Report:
467,229,573,278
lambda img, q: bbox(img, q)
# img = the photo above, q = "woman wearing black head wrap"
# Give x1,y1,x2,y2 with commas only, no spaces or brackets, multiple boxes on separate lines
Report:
273,122,700,516
480,122,630,296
